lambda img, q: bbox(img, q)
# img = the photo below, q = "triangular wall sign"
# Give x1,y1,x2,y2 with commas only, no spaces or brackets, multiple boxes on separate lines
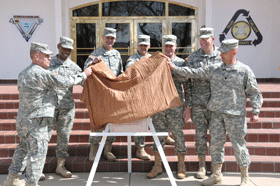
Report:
219,9,263,46
9,15,43,42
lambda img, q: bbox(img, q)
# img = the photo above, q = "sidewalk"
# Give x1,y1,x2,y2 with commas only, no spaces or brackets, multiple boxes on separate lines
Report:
1,171,279,186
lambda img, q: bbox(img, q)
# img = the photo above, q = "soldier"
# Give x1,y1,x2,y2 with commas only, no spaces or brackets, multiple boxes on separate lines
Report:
45,36,85,178
124,34,151,160
168,39,263,186
84,27,124,162
127,34,176,146
185,28,222,179
2,42,92,186
147,35,189,179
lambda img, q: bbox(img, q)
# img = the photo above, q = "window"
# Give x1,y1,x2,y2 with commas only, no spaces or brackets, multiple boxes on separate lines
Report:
71,1,197,69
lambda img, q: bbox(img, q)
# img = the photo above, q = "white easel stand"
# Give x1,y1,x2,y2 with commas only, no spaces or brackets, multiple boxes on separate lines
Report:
86,117,177,186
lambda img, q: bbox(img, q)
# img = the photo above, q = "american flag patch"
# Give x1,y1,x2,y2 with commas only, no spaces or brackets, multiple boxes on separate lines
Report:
89,55,95,59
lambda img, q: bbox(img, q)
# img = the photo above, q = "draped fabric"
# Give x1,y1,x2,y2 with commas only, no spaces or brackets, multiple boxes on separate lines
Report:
81,52,182,131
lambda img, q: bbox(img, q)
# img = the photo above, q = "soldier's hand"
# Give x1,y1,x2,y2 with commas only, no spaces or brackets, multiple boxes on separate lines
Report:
84,67,93,76
250,114,259,123
167,59,174,70
183,107,192,122
91,57,102,65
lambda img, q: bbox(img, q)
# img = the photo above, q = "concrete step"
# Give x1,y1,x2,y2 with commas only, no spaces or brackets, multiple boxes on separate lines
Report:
1,154,280,174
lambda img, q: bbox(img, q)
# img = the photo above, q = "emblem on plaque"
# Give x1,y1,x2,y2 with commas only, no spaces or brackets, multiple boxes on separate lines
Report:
219,9,262,46
231,21,251,40
9,15,43,42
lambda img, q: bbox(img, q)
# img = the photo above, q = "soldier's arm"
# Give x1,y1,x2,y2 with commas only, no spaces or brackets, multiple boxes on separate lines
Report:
181,59,192,121
124,58,134,70
84,54,102,70
117,54,124,76
73,63,86,86
43,69,91,88
245,68,263,115
172,64,211,80
182,60,192,108
84,56,93,70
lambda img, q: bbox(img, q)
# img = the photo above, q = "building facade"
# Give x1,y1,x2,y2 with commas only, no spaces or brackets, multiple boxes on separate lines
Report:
1,0,279,80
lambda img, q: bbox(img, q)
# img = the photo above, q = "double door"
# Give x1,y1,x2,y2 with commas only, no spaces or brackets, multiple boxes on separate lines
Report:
72,17,196,70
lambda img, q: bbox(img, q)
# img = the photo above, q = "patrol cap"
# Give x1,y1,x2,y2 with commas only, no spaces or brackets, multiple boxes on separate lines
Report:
59,36,74,50
199,28,214,39
138,35,150,45
218,39,239,52
103,27,116,38
30,42,53,55
163,35,177,45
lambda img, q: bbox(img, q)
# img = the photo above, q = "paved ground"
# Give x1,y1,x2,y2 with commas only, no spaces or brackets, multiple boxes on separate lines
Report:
0,171,279,186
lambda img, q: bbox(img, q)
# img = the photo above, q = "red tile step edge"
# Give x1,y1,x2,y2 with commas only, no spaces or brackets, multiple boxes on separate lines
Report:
1,141,280,158
1,107,280,119
1,98,279,109
0,129,279,144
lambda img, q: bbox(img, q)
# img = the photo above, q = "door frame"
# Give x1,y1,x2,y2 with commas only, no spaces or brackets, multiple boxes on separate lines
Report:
101,18,134,57
70,1,198,64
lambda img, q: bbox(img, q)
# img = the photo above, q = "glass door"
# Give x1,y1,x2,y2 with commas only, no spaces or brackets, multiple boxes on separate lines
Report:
133,19,166,55
71,19,100,69
168,18,197,59
70,1,197,69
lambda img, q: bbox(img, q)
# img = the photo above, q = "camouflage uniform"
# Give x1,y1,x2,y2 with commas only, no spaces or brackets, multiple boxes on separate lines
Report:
125,52,151,69
125,51,151,147
172,61,263,166
84,46,124,145
187,46,222,156
8,63,86,185
47,55,85,158
152,56,189,154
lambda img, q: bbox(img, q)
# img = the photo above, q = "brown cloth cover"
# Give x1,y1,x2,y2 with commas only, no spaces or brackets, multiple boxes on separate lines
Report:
81,52,182,131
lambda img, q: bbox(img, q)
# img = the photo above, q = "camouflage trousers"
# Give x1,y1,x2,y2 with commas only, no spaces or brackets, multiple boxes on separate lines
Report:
191,105,211,155
90,131,116,145
152,106,187,154
9,117,50,185
133,136,145,147
48,107,75,158
209,112,250,167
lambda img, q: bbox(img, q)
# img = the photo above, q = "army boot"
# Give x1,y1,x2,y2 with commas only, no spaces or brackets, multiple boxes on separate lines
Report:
165,135,175,145
39,173,45,181
147,151,163,179
2,174,21,186
240,166,250,186
177,153,186,179
89,144,98,162
103,143,116,162
55,158,72,178
136,146,151,160
201,163,223,186
196,155,206,179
